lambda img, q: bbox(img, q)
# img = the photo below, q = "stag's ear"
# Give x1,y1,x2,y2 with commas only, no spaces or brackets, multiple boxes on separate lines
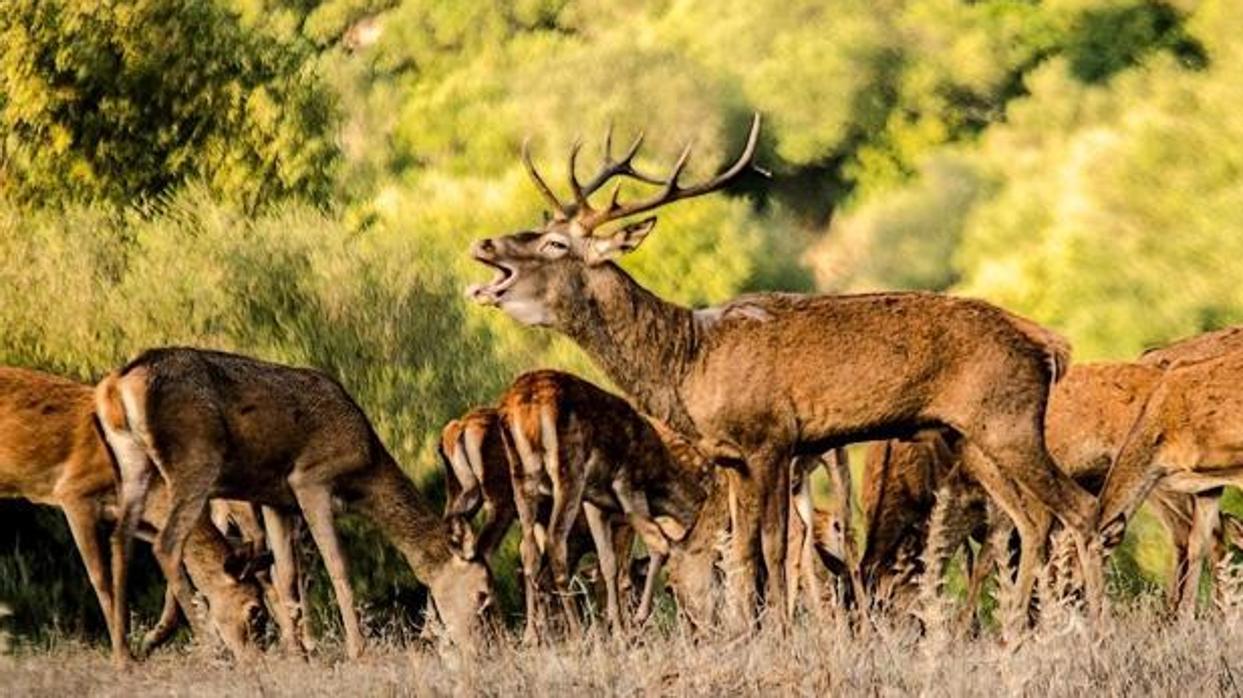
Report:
585,217,657,265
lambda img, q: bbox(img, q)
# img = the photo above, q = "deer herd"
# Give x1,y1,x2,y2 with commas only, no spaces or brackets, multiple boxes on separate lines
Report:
4,116,1243,668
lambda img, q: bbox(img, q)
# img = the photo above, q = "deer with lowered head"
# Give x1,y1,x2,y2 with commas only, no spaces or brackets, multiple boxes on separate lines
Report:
97,347,493,667
467,115,1103,625
209,500,312,655
497,370,712,642
865,361,1235,623
1098,345,1243,606
438,406,645,624
0,366,267,660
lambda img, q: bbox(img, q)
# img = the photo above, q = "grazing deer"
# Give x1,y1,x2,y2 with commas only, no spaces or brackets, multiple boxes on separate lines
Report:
468,115,1101,625
439,408,515,562
97,348,492,667
865,362,1227,622
438,406,645,624
1098,349,1243,609
497,370,711,642
210,500,311,655
0,366,266,658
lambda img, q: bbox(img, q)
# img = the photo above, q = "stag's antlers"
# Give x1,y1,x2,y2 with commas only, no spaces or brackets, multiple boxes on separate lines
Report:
522,114,765,232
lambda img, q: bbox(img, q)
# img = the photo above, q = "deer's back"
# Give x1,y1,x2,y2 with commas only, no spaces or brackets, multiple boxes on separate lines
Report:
1140,325,1243,370
0,367,112,505
684,292,1065,446
1046,362,1162,484
127,348,378,498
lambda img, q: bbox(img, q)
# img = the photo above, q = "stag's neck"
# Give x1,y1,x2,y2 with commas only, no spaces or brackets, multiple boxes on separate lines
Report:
561,264,699,432
354,451,454,584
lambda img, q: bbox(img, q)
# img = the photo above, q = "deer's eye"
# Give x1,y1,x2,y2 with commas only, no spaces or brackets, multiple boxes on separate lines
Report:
542,238,570,255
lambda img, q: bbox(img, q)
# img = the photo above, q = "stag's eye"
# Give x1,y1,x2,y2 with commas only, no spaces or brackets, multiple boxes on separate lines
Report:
541,237,570,256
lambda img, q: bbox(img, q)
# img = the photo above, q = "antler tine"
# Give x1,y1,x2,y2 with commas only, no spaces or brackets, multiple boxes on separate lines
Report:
522,137,569,218
573,130,664,204
584,113,764,230
568,139,589,211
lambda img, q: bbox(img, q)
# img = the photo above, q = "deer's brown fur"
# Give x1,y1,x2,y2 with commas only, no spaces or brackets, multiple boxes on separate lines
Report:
210,500,311,655
1098,351,1243,587
497,370,710,641
1140,325,1243,370
0,366,265,659
470,120,1101,624
439,408,516,562
98,348,492,667
864,362,1217,619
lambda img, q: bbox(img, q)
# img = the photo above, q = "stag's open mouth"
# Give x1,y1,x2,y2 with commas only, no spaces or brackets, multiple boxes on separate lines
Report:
466,252,516,305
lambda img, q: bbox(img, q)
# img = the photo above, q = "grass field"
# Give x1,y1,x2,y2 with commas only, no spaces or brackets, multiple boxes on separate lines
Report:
3,606,1242,697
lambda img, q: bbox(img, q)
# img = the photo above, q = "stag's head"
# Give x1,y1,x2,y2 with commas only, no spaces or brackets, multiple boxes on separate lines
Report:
468,116,764,327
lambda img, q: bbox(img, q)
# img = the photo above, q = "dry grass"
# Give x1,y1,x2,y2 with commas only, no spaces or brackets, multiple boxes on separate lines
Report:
3,607,1243,697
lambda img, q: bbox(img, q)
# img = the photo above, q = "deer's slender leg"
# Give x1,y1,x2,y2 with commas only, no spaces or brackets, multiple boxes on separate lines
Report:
108,445,155,668
960,443,1053,638
635,551,666,626
724,467,762,630
583,502,622,632
545,460,586,639
507,424,547,645
292,482,363,659
263,506,308,656
61,499,115,642
150,477,213,652
756,450,791,625
1178,491,1221,620
139,585,181,656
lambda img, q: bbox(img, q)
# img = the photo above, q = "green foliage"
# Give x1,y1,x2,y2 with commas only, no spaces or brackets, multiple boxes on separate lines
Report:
0,0,339,208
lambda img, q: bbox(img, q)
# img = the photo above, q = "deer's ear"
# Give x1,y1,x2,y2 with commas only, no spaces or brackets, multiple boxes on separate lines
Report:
585,217,657,265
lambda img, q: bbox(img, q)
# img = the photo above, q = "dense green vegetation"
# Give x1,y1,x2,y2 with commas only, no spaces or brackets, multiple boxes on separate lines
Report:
1,0,1240,643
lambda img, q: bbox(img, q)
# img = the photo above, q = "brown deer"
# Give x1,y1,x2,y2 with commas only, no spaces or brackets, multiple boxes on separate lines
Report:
864,362,1228,622
0,366,266,659
468,115,1102,625
209,500,311,655
1098,349,1243,608
439,407,516,562
497,370,712,642
97,348,492,667
438,406,645,625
